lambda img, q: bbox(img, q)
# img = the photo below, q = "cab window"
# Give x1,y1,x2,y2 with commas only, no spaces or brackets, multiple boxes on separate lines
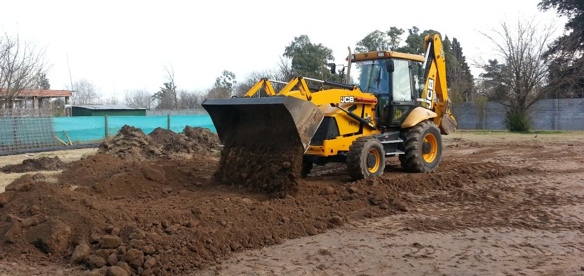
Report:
392,59,412,102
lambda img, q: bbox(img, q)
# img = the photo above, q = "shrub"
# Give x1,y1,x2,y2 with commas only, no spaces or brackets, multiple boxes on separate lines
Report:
504,111,531,132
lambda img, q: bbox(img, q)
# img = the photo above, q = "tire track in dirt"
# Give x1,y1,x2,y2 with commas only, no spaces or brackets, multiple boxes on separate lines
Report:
401,170,584,233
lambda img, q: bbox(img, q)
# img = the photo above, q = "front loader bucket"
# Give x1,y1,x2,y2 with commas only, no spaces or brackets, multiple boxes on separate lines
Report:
202,96,324,197
202,96,324,151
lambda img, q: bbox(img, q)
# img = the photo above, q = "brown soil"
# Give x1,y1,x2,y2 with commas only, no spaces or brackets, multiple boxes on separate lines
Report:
98,125,220,161
213,144,304,198
212,124,307,198
0,157,67,173
0,130,583,275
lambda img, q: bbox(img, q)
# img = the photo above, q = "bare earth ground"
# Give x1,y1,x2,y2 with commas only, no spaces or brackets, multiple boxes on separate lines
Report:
0,149,97,193
0,129,583,276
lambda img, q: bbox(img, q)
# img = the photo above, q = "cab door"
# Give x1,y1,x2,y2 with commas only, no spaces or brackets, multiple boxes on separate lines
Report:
386,59,424,128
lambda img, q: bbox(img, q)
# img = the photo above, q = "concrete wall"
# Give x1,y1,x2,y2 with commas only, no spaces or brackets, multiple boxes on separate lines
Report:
452,98,584,130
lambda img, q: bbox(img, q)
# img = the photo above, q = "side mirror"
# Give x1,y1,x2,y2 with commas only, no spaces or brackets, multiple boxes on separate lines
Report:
329,63,336,74
386,60,394,73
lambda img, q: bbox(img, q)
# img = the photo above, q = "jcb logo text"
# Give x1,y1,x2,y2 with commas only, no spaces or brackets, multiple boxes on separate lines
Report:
340,96,354,103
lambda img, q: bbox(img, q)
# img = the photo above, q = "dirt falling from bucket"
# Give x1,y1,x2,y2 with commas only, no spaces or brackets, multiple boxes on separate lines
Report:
213,142,304,198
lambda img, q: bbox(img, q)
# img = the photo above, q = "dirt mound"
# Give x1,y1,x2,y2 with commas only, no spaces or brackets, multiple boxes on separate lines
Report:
59,154,169,199
98,125,220,161
1,156,67,173
183,126,220,149
98,125,159,161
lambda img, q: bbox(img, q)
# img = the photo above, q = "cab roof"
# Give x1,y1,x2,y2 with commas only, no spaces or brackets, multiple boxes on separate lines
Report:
351,51,425,62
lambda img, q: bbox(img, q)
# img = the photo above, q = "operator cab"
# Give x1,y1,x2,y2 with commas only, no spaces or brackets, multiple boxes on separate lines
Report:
349,52,424,129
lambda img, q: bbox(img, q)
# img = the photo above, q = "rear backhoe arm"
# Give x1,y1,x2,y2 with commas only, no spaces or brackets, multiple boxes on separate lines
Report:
421,34,457,134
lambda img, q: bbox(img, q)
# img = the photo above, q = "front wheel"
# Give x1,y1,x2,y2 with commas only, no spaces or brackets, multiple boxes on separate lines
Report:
347,137,386,180
399,120,442,173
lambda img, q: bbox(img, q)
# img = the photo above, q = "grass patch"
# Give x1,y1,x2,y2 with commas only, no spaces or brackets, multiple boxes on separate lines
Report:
520,130,565,135
457,129,567,135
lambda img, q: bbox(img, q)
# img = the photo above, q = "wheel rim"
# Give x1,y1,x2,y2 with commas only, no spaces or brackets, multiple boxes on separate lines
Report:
366,149,381,173
422,133,438,163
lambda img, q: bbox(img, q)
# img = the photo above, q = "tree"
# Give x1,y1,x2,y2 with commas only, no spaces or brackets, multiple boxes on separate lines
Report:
355,30,390,53
283,35,335,80
152,65,178,109
546,56,584,98
233,57,298,97
178,90,204,109
398,27,442,55
539,0,584,48
478,59,509,101
152,82,177,109
34,70,50,90
387,27,405,50
0,33,48,107
538,0,584,97
215,70,236,92
478,18,556,131
205,87,231,99
443,36,475,103
124,89,153,109
103,95,120,105
276,57,295,82
355,27,405,53
71,79,100,104
206,70,237,99
165,65,178,108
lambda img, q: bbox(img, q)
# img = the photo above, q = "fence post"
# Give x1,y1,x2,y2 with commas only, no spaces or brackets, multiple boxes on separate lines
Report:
167,114,171,130
105,115,109,139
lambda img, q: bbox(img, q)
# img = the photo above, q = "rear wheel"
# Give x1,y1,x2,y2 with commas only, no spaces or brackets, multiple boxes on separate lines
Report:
347,137,386,180
399,120,442,173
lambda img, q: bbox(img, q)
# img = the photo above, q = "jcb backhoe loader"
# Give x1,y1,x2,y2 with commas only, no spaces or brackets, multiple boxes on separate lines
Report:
202,34,457,182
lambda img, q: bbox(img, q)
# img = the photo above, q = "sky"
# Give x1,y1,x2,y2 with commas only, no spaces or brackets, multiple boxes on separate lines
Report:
0,0,568,100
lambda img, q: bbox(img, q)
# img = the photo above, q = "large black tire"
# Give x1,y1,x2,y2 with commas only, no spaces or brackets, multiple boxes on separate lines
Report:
347,137,386,180
399,120,442,173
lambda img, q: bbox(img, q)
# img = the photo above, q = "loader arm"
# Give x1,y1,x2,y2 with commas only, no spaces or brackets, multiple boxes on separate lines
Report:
244,77,313,101
243,78,277,97
421,34,457,135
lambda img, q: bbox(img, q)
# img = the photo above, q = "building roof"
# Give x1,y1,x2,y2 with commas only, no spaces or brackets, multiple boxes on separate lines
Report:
73,104,146,110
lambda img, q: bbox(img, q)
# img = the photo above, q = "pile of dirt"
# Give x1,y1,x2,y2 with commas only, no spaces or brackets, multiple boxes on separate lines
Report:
1,156,67,173
98,125,220,161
